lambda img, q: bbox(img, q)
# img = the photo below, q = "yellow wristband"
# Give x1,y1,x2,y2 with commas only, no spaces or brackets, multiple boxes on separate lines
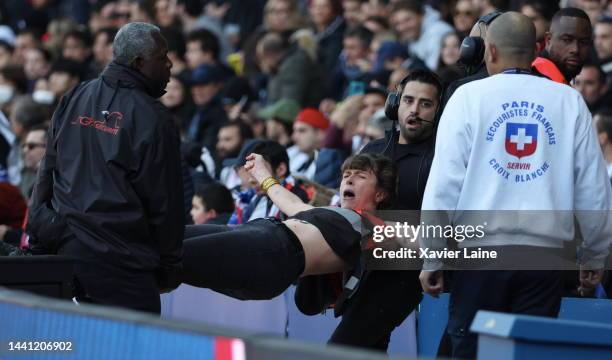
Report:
262,177,279,192
262,180,277,193
260,177,273,188
261,176,280,193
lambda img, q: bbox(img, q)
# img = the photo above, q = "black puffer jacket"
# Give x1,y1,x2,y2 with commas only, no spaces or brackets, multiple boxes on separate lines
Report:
30,62,185,286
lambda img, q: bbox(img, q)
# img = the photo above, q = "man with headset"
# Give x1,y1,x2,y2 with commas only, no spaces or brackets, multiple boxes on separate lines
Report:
361,70,441,210
443,11,502,107
330,70,442,350
420,12,611,359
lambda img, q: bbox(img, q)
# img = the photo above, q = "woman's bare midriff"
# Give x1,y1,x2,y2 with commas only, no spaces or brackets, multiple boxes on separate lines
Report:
283,218,347,276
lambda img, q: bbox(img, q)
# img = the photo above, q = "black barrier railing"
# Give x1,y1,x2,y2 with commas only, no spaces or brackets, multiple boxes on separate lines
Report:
0,256,74,299
0,287,416,360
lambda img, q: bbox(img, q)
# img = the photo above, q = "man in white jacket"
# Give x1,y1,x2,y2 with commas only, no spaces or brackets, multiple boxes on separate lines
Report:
419,12,611,359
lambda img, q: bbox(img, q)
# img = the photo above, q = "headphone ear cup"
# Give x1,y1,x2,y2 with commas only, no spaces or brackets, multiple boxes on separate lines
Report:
384,92,399,121
458,36,485,67
472,37,485,66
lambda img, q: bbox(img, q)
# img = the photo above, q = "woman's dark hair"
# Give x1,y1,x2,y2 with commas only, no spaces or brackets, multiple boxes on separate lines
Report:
341,153,397,209
251,140,290,177
194,182,235,214
438,30,462,67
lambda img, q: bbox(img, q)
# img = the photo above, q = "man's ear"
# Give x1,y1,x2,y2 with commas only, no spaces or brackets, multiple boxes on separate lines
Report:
544,31,552,50
275,162,288,179
485,43,497,64
131,56,144,71
207,208,218,219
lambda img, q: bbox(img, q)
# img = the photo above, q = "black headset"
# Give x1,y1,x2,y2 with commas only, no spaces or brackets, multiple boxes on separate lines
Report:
458,11,503,68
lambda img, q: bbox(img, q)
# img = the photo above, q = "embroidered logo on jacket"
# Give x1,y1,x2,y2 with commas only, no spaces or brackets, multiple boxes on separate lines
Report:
71,111,123,136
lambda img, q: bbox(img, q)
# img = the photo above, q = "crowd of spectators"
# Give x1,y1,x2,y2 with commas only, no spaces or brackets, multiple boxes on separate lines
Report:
0,0,611,237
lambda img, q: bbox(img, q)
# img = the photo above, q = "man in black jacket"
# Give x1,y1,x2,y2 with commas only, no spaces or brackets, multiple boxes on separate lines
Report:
328,70,440,350
29,22,184,314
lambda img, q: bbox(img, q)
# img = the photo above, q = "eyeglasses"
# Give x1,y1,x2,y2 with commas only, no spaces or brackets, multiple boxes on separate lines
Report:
22,142,46,151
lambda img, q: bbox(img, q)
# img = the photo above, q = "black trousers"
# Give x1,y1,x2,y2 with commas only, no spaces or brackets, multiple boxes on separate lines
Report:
447,270,563,359
182,218,305,300
59,237,161,314
329,270,422,351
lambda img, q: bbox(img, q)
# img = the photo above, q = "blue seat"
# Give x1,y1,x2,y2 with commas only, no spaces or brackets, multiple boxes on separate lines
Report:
559,297,612,324
416,293,449,357
472,310,612,360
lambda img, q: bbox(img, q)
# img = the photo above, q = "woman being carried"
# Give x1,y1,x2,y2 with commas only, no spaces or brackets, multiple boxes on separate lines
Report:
181,152,395,301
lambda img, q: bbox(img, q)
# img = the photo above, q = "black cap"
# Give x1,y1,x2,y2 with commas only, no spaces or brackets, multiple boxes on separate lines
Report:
190,64,225,86
222,139,263,168
221,76,255,105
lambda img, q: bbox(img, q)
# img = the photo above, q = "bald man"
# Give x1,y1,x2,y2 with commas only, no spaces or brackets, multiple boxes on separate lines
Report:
533,7,593,84
420,12,611,359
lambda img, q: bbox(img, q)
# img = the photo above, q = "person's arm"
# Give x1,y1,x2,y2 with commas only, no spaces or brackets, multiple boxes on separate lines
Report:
131,110,185,290
244,153,314,217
